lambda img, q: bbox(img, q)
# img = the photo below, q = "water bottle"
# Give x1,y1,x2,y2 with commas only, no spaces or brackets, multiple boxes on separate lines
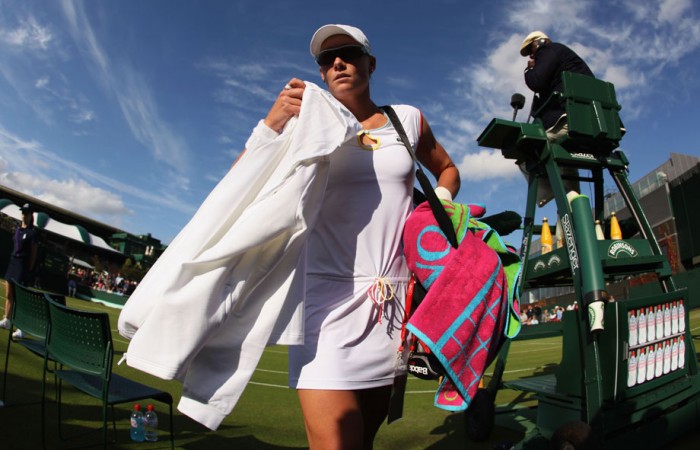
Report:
144,404,159,442
628,310,637,347
637,308,646,344
646,345,656,381
678,300,686,333
130,404,145,442
627,350,637,387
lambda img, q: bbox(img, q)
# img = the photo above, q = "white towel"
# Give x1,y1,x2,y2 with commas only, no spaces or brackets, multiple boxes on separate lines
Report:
117,82,361,429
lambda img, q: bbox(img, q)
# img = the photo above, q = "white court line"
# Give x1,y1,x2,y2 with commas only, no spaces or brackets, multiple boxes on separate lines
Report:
507,347,561,355
256,368,288,375
485,367,542,376
264,349,288,355
249,381,289,389
248,381,437,394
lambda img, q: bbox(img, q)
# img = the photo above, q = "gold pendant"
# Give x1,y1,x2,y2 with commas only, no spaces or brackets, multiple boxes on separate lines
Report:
357,130,381,151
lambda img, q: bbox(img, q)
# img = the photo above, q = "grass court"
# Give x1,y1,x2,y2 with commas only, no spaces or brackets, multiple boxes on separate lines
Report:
1,287,699,449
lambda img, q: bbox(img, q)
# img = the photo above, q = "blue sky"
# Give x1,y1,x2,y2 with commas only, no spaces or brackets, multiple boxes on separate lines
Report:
0,0,698,245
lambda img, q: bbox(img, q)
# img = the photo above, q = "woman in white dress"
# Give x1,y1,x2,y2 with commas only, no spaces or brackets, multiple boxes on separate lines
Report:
257,24,460,450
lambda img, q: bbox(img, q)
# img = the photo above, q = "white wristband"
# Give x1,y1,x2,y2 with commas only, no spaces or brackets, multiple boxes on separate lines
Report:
244,119,279,151
434,186,453,201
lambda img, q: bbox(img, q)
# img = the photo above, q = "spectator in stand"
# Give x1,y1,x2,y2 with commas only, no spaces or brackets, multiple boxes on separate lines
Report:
525,305,534,323
533,303,543,323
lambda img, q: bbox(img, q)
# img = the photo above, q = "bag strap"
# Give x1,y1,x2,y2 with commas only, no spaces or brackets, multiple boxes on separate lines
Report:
381,105,458,248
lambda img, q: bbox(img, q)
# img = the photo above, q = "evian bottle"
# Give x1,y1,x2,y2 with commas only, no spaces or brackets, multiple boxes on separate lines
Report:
647,307,655,342
628,350,637,387
628,311,638,347
679,336,686,369
663,303,672,337
671,301,678,335
637,348,647,385
655,343,663,378
638,309,647,344
646,345,656,381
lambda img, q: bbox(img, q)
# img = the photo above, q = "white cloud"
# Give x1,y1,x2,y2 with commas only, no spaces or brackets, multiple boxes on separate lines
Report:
202,57,313,109
0,126,196,222
658,0,692,22
0,130,129,220
35,76,49,88
505,0,592,36
0,16,52,50
59,0,191,176
457,149,521,181
116,71,190,173
31,73,96,124
0,171,131,217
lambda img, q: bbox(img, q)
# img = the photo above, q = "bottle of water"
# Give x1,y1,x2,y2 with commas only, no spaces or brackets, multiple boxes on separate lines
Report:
646,345,656,381
144,404,159,442
678,300,686,333
628,310,638,347
627,350,637,387
637,308,647,344
130,404,145,442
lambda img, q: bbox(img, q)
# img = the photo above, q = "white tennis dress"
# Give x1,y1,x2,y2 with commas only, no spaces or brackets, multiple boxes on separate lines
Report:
289,105,421,390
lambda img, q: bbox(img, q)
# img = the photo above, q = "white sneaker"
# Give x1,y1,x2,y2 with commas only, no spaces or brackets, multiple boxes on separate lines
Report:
12,329,24,339
0,318,11,330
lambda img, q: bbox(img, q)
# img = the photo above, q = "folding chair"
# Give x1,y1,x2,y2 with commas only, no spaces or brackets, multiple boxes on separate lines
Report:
41,299,174,449
1,280,65,405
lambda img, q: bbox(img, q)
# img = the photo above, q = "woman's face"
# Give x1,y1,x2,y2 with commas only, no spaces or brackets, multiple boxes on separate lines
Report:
318,34,375,101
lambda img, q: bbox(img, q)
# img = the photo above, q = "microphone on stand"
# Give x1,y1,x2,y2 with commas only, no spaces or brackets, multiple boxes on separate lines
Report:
510,93,526,121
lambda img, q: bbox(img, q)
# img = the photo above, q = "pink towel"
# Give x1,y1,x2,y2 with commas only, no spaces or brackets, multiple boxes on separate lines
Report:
403,201,514,410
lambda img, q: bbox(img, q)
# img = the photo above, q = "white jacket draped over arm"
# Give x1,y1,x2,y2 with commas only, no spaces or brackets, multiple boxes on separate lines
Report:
117,82,361,429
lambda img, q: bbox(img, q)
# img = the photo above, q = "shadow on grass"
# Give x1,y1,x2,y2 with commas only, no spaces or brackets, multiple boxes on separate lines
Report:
180,434,306,449
421,411,522,450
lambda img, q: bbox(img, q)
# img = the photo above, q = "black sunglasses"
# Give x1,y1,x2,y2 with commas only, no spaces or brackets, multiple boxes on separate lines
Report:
315,45,369,66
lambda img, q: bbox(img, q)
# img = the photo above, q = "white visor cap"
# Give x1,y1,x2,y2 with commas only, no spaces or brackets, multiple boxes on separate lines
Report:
310,24,372,59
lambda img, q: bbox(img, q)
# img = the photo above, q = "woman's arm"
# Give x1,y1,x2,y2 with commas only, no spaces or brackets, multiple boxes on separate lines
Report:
415,117,460,200
231,79,306,169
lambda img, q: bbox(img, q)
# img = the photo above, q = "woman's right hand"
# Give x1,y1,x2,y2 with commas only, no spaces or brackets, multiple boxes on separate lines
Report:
264,78,306,133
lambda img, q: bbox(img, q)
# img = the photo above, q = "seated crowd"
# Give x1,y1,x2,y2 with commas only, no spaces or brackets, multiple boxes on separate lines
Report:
520,302,577,325
68,267,138,296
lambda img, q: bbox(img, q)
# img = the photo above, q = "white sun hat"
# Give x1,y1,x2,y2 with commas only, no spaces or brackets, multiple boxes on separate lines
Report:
310,24,373,59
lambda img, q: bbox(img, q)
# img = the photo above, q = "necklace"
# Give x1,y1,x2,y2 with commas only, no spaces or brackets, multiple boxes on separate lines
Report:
356,110,388,151
356,130,381,150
